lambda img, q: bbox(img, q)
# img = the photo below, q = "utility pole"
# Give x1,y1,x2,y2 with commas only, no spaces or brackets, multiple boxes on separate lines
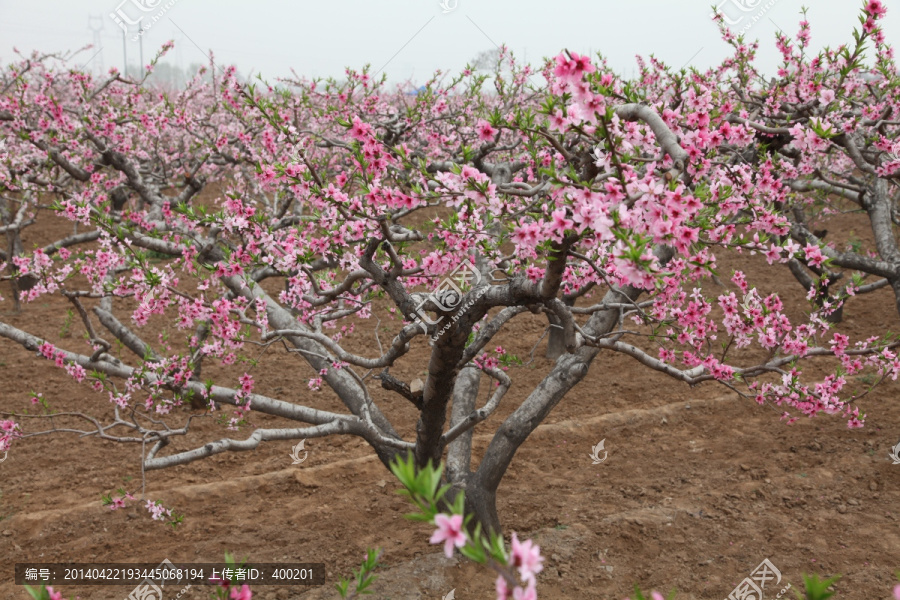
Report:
122,24,127,77
88,15,104,76
176,33,184,87
139,31,144,77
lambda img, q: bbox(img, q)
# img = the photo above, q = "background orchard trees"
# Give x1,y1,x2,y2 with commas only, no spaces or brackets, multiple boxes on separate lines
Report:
0,3,899,539
717,4,900,322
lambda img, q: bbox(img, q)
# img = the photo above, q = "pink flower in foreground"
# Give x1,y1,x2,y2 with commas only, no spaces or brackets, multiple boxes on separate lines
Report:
546,209,574,242
46,586,63,600
893,583,900,600
510,532,543,582
497,574,538,600
803,243,825,268
239,373,253,394
511,222,543,248
349,115,372,140
0,420,20,449
865,0,887,19
477,119,498,142
496,574,510,599
512,579,537,600
230,584,253,599
429,513,467,558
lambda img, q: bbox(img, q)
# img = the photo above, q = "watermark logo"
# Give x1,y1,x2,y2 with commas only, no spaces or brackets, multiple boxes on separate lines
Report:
589,440,608,464
711,0,781,34
288,145,306,164
0,451,7,463
110,0,160,34
442,589,456,600
290,439,308,465
410,259,488,342
125,558,191,600
889,441,900,465
439,0,458,13
109,0,181,41
127,580,163,600
725,558,791,600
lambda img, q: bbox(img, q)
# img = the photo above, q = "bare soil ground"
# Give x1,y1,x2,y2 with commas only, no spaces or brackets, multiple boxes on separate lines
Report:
1,210,899,600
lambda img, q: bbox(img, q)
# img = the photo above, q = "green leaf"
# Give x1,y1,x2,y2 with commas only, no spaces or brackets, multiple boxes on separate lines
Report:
795,573,840,600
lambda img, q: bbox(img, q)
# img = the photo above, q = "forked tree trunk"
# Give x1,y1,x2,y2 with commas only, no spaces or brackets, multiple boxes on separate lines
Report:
1,198,23,312
546,314,567,360
443,366,502,534
546,298,575,360
460,248,675,535
459,476,501,535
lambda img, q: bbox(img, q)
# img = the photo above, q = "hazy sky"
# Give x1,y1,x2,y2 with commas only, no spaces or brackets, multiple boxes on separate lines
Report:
0,0,895,85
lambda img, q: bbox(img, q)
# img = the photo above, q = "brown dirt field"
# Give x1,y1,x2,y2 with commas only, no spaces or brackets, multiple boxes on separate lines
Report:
0,208,899,600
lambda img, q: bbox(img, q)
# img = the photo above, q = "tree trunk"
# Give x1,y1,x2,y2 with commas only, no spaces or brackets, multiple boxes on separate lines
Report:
472,247,675,533
1,200,23,312
446,365,480,483
463,480,501,535
442,473,501,537
546,298,575,360
444,366,502,534
892,278,900,320
545,313,567,360
822,300,843,323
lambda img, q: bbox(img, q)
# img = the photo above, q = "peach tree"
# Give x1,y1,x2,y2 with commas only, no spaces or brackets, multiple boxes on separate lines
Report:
1,3,898,554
